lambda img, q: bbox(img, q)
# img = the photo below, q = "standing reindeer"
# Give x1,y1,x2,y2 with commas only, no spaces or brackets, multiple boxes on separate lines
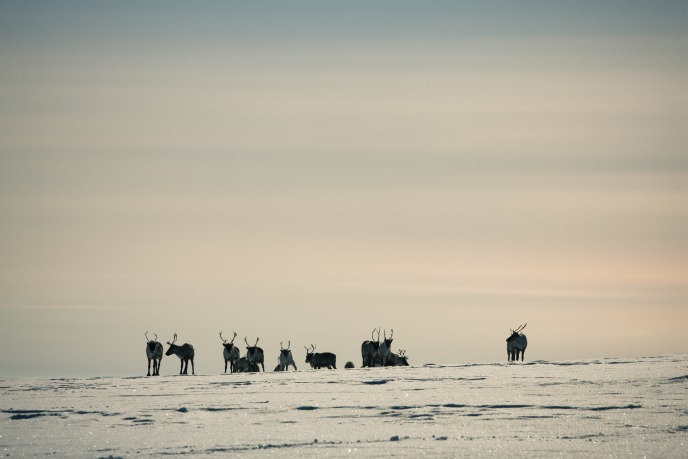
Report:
361,328,380,368
220,331,240,373
165,333,195,375
378,329,394,366
145,331,163,376
277,341,297,371
244,337,265,372
305,344,337,369
506,323,528,361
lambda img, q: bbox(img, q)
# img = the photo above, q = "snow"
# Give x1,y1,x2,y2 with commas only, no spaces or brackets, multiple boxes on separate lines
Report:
1,355,686,457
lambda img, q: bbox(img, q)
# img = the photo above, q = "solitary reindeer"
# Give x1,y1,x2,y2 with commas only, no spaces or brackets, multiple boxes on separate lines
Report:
244,337,265,372
378,329,394,366
145,331,163,376
305,344,337,369
277,341,297,371
361,328,380,368
220,331,240,373
506,323,528,361
387,349,410,367
165,333,195,375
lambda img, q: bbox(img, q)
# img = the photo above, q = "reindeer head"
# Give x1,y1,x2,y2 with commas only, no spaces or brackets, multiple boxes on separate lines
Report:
304,344,316,363
146,331,158,351
280,341,292,358
244,337,260,356
220,331,237,350
165,333,179,355
383,328,394,348
506,323,527,342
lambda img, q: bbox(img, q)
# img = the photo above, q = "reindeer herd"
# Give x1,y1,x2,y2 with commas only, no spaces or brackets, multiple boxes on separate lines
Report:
145,324,529,376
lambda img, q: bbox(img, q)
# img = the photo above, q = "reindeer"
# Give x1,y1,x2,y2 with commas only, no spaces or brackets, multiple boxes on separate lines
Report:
236,356,250,373
361,328,380,368
506,323,528,361
165,333,195,375
244,337,265,372
386,349,410,367
305,344,337,369
145,331,163,376
378,329,394,366
220,331,240,373
277,341,297,371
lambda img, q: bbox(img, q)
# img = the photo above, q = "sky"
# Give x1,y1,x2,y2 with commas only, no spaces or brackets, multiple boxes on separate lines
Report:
0,1,686,378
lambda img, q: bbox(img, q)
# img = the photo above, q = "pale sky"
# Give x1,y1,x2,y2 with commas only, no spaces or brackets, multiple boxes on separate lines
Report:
1,2,686,377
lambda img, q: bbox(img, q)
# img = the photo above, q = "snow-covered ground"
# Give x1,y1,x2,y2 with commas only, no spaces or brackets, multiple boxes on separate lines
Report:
1,355,686,458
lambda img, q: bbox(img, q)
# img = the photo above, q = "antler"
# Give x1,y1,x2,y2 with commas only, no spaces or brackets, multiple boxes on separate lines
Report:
220,331,227,343
287,340,290,350
280,341,284,350
231,332,237,344
311,344,316,352
517,323,527,333
145,331,150,342
254,337,259,347
375,327,381,342
168,332,177,345
244,337,250,347
154,333,157,341
390,328,394,340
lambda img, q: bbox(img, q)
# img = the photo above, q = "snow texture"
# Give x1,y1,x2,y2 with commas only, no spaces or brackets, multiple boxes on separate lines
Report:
1,355,686,457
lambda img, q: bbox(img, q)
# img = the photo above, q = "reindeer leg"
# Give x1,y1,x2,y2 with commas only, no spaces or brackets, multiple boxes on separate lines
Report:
190,357,195,375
